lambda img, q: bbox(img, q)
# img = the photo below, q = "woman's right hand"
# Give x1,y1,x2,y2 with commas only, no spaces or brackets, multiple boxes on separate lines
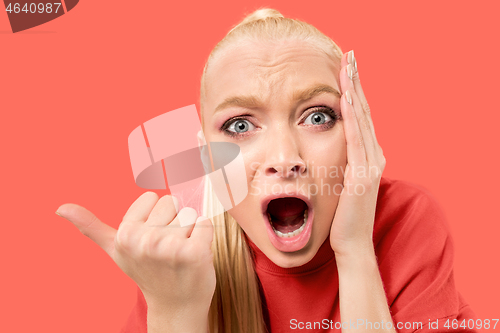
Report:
56,192,215,331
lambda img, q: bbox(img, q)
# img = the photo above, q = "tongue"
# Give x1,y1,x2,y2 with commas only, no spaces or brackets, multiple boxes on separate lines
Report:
267,198,307,234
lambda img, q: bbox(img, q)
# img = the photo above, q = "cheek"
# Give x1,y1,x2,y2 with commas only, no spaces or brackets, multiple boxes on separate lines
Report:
224,152,264,231
303,130,347,177
239,146,267,186
303,132,346,233
201,124,221,143
225,192,261,239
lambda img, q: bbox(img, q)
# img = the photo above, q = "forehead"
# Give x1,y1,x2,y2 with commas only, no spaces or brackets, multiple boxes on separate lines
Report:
204,39,340,109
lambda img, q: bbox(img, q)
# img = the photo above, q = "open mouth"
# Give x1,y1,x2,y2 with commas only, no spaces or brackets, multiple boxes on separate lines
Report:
261,192,314,252
267,197,308,238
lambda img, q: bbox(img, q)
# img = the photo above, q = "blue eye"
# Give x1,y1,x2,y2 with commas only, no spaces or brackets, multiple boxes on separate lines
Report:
226,119,256,133
304,111,332,125
305,112,329,125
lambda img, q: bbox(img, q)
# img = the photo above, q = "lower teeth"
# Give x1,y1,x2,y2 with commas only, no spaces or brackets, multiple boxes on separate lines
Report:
268,209,308,238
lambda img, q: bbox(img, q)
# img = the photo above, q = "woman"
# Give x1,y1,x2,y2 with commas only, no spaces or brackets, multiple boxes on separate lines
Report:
56,8,477,333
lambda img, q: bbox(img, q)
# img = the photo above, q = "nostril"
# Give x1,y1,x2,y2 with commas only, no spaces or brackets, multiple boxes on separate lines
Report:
289,165,307,177
290,165,301,174
265,167,279,177
265,164,305,177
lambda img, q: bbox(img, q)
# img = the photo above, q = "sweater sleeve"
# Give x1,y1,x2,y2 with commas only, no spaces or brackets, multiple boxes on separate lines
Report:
374,179,477,333
119,286,148,333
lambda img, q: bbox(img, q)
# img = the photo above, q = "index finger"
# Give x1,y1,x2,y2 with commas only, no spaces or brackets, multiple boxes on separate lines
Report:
122,191,159,224
341,51,380,148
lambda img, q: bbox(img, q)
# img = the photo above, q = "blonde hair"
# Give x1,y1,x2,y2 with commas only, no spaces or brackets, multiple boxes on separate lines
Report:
201,8,343,333
200,8,343,127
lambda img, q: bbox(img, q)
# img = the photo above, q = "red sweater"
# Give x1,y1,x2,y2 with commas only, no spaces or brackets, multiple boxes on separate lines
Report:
120,177,477,332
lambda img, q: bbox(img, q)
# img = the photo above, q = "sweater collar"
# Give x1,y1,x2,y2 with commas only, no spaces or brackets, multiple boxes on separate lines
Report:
245,234,336,275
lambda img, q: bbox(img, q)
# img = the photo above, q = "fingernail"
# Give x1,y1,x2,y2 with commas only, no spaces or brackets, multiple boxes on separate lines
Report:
347,64,353,81
172,196,180,213
55,210,68,221
346,90,353,105
348,50,357,73
348,50,354,65
178,207,197,227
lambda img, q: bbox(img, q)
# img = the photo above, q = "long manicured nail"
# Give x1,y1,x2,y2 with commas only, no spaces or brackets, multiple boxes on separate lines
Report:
347,64,354,81
348,50,357,73
346,90,353,105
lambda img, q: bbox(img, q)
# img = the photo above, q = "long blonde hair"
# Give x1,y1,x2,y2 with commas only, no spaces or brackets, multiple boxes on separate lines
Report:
201,8,343,333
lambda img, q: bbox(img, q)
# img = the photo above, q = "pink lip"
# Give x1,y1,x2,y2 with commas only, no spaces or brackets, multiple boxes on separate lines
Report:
261,192,314,252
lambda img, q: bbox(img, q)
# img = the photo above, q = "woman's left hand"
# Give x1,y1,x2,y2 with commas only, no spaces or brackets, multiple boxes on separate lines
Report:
329,51,387,258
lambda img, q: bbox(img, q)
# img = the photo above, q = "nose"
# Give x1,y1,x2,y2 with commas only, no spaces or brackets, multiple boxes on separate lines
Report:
265,162,306,178
263,132,306,178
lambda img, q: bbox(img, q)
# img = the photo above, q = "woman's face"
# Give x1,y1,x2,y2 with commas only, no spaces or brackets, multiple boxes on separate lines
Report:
202,39,347,267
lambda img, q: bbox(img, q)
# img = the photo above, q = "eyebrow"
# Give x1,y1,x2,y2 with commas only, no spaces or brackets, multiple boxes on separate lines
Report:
213,84,341,115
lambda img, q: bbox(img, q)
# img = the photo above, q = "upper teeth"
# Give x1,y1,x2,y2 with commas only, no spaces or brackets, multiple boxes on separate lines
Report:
268,209,308,238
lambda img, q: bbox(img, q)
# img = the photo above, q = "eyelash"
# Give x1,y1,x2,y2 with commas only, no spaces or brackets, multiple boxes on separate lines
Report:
220,106,340,138
303,106,340,129
221,115,254,138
